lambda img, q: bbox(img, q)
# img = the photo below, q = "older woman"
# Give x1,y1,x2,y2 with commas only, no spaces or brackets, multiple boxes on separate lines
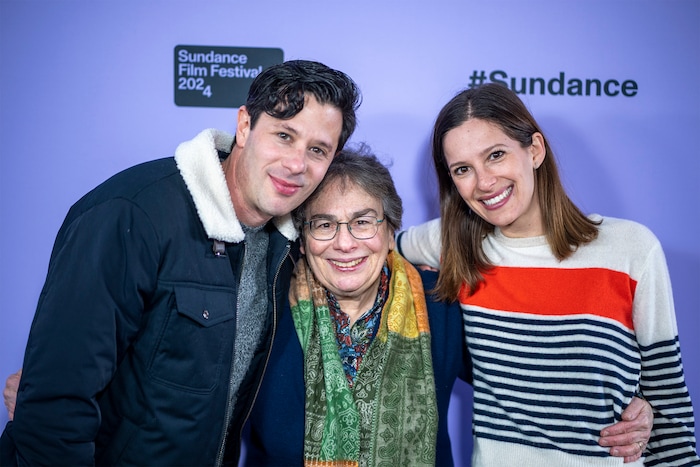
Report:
244,147,467,466
243,147,652,467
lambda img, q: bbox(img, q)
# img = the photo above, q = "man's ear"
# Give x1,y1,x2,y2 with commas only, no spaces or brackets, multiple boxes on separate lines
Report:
235,106,252,147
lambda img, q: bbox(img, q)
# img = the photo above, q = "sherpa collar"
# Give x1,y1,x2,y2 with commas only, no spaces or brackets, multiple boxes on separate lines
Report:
174,128,298,243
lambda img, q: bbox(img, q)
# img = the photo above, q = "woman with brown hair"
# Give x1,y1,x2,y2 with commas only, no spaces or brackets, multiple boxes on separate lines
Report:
398,83,699,466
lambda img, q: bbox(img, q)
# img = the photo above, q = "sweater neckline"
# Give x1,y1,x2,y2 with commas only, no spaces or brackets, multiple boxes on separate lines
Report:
492,228,548,248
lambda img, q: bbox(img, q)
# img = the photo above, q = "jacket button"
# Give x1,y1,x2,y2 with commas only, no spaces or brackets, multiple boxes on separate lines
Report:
202,310,210,320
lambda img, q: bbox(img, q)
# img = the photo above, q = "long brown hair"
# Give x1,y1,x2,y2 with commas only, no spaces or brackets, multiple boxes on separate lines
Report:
432,83,599,301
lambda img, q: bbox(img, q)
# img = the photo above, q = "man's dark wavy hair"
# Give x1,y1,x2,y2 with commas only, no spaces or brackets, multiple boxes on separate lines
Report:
244,60,362,152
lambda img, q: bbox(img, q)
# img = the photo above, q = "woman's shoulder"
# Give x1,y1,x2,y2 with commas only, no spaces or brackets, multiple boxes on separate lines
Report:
594,215,660,248
417,268,461,317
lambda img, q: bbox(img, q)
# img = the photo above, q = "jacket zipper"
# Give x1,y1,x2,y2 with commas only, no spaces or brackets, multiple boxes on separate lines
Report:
234,243,291,448
214,242,291,466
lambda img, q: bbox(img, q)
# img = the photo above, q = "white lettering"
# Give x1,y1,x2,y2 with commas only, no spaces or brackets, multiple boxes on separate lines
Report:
178,49,249,65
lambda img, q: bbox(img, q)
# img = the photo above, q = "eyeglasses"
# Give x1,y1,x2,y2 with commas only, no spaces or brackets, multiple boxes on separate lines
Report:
304,215,385,241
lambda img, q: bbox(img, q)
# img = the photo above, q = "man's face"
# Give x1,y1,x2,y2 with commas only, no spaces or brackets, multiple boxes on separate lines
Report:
227,95,343,227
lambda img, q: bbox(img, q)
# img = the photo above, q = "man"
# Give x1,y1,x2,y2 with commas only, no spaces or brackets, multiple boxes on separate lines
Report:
0,59,361,466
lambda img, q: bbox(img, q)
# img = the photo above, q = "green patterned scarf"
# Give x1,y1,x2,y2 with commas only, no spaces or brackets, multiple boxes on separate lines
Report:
289,250,438,467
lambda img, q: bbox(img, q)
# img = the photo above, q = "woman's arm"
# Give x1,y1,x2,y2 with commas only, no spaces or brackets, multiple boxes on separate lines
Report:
396,218,442,268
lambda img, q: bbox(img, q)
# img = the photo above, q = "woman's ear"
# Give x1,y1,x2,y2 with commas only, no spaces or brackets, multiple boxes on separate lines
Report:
530,132,546,169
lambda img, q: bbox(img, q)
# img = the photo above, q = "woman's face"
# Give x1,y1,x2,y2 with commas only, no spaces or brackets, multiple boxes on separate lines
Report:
301,180,394,316
443,118,546,238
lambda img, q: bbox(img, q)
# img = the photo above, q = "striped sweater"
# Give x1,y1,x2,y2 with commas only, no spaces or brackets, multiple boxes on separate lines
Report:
398,216,699,466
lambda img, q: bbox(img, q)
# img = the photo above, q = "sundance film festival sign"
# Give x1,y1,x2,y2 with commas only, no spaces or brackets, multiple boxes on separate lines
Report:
174,45,283,108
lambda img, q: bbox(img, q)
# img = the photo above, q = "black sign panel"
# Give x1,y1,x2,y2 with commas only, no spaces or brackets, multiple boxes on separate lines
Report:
174,45,284,108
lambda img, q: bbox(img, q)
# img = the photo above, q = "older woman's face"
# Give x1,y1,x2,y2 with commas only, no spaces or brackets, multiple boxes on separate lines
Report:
301,180,394,314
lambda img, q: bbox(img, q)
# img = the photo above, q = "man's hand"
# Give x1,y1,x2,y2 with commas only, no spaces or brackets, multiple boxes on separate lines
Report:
3,369,21,421
599,396,653,463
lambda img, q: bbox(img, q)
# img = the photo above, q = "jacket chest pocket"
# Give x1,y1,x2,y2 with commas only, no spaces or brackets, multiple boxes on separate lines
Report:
148,286,236,392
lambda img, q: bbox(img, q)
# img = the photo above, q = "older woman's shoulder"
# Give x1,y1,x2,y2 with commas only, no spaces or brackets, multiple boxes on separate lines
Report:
417,268,439,288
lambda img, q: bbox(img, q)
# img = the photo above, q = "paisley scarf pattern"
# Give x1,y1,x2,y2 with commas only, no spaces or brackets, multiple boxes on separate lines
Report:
289,250,438,467
328,264,387,387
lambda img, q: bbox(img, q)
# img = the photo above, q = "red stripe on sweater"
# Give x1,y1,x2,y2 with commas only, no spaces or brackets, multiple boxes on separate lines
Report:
459,266,637,329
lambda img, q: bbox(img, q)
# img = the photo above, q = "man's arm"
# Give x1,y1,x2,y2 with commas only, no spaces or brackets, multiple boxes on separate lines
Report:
5,200,159,465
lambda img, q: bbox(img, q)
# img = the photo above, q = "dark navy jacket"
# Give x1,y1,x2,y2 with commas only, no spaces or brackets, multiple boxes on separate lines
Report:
243,269,470,467
1,131,300,467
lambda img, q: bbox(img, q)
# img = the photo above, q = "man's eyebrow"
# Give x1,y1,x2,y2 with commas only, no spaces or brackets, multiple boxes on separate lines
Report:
276,122,297,135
